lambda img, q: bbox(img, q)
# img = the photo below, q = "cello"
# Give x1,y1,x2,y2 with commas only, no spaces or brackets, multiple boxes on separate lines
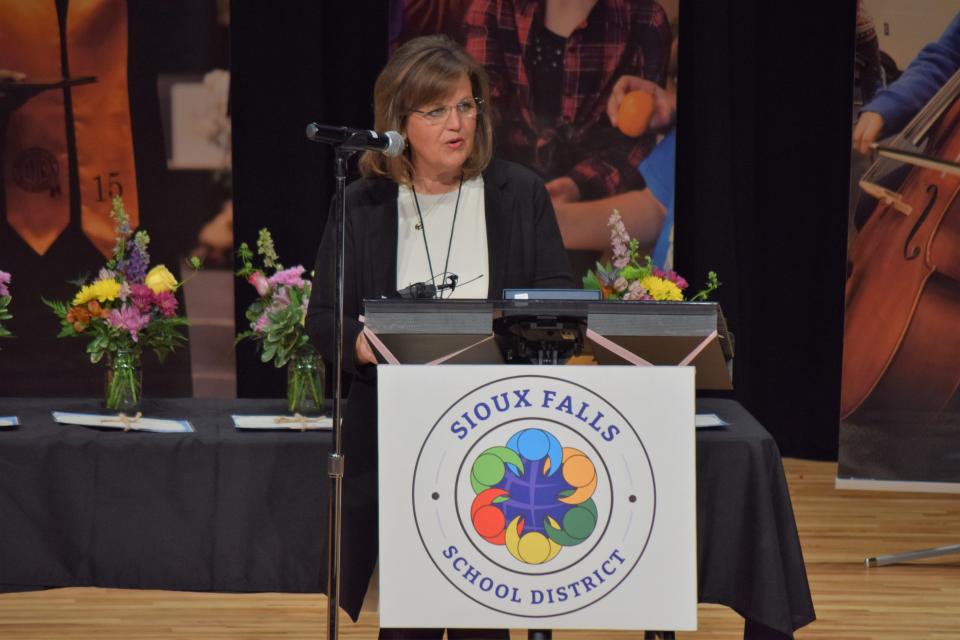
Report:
841,68,960,419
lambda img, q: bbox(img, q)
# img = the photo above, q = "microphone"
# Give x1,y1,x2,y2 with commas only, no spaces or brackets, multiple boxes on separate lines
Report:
305,123,405,157
398,274,461,299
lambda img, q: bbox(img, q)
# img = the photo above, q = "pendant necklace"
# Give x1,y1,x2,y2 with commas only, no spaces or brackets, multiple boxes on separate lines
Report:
411,174,464,299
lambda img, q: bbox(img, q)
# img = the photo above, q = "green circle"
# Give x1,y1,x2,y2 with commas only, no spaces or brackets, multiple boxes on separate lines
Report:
563,506,597,540
473,452,505,486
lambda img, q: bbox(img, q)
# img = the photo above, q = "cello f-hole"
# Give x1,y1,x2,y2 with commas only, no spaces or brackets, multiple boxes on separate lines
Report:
904,184,938,261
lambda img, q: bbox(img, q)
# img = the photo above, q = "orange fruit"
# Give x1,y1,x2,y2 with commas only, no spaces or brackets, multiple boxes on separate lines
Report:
617,90,654,137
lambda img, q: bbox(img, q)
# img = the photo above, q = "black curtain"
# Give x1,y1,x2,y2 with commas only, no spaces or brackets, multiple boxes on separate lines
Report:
231,0,855,459
677,1,854,459
231,1,388,398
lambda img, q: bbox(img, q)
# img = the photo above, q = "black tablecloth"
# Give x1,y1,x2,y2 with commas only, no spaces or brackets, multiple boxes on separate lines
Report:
0,398,813,638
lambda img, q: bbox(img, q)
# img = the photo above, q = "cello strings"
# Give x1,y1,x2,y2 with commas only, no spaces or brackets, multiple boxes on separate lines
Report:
862,69,960,183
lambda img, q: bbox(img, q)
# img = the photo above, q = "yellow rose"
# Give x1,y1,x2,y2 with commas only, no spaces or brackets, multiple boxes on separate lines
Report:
145,265,178,294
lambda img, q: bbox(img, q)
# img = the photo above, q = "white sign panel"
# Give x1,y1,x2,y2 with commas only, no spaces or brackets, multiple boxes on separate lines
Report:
378,365,696,630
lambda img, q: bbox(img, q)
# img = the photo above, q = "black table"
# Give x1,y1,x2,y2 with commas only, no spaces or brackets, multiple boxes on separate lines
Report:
0,397,813,638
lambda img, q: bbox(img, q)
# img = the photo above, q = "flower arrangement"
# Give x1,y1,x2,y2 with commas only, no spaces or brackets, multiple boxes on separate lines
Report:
44,196,200,410
236,228,322,413
583,210,719,301
0,270,12,339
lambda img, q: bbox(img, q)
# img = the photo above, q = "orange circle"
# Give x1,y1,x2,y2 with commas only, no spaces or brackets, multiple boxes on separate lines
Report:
563,454,595,487
617,90,654,137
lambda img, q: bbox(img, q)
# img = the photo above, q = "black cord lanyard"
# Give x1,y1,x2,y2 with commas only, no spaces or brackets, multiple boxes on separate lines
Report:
411,173,464,299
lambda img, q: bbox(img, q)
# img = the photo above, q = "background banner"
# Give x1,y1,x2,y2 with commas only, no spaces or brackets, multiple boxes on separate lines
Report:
839,2,960,490
391,0,679,277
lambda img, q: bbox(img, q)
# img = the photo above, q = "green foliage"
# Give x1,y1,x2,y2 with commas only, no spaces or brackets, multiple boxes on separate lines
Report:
235,229,312,368
256,228,282,270
0,295,11,339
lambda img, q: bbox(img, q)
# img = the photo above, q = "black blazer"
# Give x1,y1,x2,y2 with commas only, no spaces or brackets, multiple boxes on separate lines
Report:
305,157,574,619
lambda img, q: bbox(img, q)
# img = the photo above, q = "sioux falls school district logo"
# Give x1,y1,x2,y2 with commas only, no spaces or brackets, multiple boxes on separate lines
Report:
412,375,656,618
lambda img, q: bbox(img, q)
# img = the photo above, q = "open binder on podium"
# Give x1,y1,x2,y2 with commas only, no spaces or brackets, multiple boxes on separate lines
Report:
360,298,733,390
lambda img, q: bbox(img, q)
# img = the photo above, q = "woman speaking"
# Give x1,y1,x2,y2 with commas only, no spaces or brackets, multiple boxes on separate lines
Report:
307,34,573,639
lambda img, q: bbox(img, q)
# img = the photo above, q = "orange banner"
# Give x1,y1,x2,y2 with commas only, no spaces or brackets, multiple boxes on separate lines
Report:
0,1,69,255
0,0,137,257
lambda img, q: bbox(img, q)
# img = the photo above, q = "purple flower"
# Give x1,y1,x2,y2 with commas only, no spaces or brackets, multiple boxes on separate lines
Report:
154,291,179,317
107,307,151,342
268,265,308,288
118,240,149,283
0,270,10,297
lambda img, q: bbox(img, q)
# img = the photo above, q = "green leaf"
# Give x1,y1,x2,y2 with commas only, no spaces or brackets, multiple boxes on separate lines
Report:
582,270,602,290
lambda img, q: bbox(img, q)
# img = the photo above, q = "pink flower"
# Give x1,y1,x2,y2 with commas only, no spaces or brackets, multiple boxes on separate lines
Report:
623,281,651,301
613,276,629,293
153,290,178,317
129,283,154,312
268,265,308,288
609,211,631,269
253,313,269,332
653,266,688,290
0,270,10,297
248,271,271,296
107,307,151,342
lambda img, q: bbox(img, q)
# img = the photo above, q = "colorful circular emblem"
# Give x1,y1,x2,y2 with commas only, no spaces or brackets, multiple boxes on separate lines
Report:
412,374,656,618
469,429,599,565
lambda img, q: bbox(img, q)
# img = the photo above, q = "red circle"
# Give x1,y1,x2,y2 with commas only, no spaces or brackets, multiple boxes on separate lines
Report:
473,505,505,538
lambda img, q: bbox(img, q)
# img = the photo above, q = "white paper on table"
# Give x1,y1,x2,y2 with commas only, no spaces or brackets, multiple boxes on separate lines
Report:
52,412,194,433
231,414,332,430
695,413,729,429
0,416,19,427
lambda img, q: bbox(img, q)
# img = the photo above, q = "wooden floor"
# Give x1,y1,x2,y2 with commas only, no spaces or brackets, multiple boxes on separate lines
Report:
2,459,959,639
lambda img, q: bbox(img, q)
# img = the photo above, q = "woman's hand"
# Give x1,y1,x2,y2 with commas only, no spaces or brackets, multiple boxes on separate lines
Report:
355,332,378,366
852,111,884,155
607,75,676,132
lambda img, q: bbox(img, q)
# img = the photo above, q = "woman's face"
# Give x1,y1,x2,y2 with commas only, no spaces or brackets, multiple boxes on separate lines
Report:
404,74,476,181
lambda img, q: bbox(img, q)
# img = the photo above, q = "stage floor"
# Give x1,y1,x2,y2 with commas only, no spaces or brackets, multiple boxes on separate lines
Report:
1,458,958,639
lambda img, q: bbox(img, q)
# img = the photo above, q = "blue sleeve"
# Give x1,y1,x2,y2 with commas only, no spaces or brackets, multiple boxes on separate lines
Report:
863,11,960,134
639,129,675,206
639,130,675,269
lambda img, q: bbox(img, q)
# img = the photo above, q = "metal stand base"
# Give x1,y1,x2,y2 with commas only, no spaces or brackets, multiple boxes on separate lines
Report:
866,544,960,567
643,632,676,640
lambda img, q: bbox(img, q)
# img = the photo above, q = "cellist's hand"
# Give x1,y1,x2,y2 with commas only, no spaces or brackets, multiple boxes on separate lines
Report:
853,111,884,155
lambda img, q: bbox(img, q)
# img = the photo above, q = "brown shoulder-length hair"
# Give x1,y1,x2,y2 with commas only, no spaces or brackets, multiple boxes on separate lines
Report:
358,34,493,185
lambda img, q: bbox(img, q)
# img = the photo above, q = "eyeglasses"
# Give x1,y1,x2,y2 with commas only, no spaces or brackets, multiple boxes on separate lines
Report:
409,98,483,125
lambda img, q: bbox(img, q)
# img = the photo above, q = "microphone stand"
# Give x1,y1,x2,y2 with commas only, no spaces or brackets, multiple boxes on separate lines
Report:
326,141,359,640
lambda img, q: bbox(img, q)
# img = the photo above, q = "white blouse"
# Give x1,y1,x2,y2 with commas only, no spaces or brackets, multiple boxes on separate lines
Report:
396,175,489,299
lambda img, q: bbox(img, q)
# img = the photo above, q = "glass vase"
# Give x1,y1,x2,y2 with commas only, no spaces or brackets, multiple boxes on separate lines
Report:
287,345,324,414
105,348,142,413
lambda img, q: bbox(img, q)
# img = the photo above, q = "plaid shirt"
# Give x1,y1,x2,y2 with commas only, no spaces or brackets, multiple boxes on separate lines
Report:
465,0,672,200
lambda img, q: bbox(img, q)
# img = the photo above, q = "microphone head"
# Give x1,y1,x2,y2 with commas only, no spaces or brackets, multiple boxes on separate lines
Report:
305,122,320,141
383,130,405,157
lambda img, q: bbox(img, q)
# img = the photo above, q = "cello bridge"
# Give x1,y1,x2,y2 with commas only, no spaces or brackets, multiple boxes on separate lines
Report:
858,180,913,216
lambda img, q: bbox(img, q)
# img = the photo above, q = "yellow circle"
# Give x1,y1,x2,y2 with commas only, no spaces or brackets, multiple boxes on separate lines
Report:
518,532,552,564
563,455,595,487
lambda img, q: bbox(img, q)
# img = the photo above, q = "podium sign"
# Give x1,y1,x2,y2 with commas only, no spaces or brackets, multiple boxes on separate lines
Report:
378,365,697,630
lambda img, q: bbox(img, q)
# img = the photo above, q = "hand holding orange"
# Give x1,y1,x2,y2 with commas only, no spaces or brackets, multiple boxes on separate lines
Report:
616,90,655,137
